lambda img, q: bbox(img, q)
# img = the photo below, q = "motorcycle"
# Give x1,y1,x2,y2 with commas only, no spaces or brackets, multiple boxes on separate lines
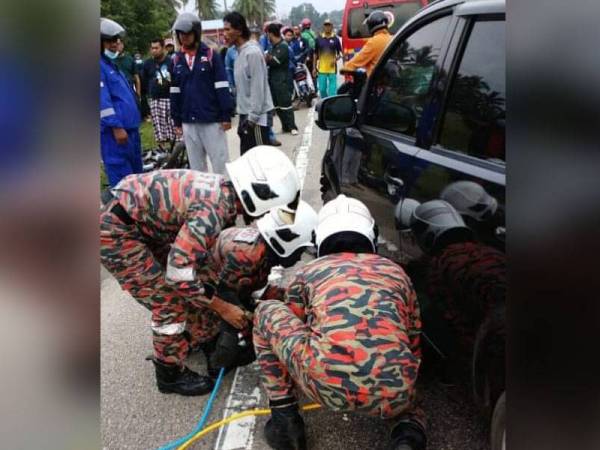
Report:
142,140,189,172
291,62,316,108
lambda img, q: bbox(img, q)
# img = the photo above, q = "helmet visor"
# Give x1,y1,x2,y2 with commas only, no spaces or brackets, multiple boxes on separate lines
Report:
277,209,295,225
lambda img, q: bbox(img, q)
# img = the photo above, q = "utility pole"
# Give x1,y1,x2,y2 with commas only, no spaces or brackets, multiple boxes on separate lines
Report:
223,0,227,12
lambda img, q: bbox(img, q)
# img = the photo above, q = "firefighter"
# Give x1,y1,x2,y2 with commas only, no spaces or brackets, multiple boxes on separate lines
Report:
253,195,427,450
100,18,143,187
100,146,300,396
343,10,393,77
396,198,505,351
207,200,319,370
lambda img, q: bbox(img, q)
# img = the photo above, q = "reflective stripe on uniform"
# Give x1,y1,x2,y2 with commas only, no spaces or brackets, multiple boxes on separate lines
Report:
273,57,281,64
255,124,263,145
100,107,116,118
170,87,181,93
151,321,186,336
214,81,229,89
166,262,196,282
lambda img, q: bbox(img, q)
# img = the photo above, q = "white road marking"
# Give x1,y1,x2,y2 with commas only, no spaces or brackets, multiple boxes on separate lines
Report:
214,106,316,450
214,364,263,450
293,105,316,188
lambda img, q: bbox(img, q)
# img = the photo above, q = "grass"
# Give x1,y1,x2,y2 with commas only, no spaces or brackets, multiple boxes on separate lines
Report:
139,120,157,150
100,121,157,190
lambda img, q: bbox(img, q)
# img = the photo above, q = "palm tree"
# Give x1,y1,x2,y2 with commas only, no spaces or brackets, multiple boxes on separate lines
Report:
170,0,185,13
197,0,218,19
232,0,275,26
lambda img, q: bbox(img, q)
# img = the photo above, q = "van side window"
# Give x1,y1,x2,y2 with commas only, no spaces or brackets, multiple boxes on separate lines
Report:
438,19,506,162
364,15,452,137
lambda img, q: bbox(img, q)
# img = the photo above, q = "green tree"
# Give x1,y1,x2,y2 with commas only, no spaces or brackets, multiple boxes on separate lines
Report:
328,10,343,28
289,3,320,28
288,4,342,31
197,0,218,19
232,0,276,26
101,0,177,55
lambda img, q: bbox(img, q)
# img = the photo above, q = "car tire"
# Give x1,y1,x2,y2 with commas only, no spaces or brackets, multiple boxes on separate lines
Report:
490,391,505,450
472,303,505,414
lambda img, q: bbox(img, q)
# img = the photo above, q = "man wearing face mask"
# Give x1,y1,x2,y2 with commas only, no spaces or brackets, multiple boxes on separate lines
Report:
100,18,143,187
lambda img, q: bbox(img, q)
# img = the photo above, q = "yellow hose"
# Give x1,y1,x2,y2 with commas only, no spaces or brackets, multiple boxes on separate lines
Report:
177,403,321,450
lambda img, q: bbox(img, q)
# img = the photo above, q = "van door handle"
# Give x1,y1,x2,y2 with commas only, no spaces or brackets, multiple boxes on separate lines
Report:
384,172,404,187
384,172,404,196
495,226,506,240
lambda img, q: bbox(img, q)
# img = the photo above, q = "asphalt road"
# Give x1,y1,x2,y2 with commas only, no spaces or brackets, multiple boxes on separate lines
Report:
101,103,490,450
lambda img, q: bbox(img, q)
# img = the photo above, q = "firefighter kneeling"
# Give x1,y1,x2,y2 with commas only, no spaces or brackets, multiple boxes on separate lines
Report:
100,146,303,396
253,195,427,450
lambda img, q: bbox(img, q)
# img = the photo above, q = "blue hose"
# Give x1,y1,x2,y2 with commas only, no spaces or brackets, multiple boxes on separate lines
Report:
157,367,226,450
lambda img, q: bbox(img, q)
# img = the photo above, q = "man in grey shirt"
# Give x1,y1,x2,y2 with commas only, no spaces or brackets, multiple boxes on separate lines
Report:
223,12,275,155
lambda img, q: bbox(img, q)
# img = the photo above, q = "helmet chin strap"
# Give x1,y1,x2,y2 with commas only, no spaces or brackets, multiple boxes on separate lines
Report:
265,243,303,269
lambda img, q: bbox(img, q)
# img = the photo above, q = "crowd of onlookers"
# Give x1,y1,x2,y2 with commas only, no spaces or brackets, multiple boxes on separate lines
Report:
100,12,343,188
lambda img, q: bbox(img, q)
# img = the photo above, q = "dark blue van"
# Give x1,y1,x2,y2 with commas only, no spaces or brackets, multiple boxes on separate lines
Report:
316,0,506,448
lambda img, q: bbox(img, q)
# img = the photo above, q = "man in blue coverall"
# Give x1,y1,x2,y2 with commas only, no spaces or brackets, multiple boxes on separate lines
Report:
100,18,142,187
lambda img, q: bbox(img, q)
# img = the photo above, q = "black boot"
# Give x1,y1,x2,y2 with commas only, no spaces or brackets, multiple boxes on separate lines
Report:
152,359,214,396
210,322,256,369
195,336,254,379
198,337,233,379
264,399,306,450
388,420,427,450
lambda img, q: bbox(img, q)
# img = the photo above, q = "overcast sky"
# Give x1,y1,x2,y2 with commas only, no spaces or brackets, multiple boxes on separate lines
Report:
180,0,347,17
271,0,347,15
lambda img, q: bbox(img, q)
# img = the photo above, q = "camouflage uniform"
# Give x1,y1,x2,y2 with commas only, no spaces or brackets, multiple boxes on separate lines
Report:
207,226,273,309
427,242,506,349
253,252,425,427
100,170,238,366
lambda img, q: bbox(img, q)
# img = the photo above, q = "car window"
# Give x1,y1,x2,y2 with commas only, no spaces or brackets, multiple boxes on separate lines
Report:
438,19,506,162
364,15,452,136
347,2,423,39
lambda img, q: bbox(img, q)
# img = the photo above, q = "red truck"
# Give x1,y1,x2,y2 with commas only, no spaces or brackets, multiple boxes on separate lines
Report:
341,0,428,62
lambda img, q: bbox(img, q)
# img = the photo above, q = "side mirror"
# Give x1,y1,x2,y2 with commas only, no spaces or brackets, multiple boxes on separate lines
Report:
340,68,367,99
315,95,357,130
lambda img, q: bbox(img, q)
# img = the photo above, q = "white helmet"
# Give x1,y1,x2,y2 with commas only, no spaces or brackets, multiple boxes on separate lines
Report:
315,194,376,255
440,181,498,222
101,18,126,41
257,200,318,257
395,197,421,230
226,146,301,217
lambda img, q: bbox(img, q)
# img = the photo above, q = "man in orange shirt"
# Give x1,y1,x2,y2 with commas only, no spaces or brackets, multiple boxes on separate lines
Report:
343,11,392,76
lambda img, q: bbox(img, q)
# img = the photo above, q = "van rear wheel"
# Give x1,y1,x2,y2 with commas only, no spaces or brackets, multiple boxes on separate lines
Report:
320,174,336,203
490,391,505,450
